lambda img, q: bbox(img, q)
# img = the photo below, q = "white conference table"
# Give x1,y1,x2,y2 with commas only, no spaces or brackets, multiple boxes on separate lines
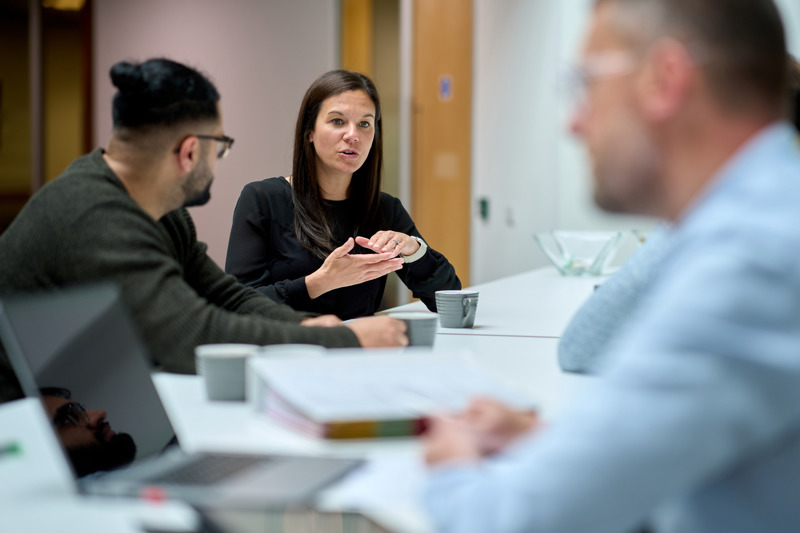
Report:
387,267,603,338
153,336,590,456
153,266,602,533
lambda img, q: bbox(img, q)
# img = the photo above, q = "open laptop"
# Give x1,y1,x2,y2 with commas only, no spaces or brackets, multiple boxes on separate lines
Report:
0,282,361,507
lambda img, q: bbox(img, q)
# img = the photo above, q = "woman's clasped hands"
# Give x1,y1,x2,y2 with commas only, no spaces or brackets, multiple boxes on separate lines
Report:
355,230,421,258
305,233,416,299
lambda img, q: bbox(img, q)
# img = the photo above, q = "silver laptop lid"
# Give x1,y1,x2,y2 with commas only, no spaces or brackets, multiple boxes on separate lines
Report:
0,283,175,478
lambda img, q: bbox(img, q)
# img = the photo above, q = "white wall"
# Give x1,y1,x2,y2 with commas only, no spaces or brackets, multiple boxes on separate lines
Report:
471,0,559,284
776,0,800,57
471,0,648,284
93,0,338,267
471,0,800,285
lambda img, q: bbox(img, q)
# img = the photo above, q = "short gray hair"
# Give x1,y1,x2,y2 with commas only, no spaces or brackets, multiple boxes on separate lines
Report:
595,0,787,114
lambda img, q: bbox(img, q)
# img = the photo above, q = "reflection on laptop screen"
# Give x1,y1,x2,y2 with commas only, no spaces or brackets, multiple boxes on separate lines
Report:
0,283,175,477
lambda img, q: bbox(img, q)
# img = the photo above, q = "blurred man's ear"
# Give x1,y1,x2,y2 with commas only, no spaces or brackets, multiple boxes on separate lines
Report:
637,39,696,123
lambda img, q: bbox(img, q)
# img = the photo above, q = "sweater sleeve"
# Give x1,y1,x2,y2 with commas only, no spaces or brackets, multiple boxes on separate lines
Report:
225,181,314,308
382,195,461,311
170,209,308,322
58,203,358,374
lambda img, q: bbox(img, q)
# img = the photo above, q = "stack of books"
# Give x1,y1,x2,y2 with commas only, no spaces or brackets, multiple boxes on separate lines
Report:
248,349,536,440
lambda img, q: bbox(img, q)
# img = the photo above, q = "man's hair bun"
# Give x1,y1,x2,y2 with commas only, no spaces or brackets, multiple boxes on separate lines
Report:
109,58,219,130
109,61,147,93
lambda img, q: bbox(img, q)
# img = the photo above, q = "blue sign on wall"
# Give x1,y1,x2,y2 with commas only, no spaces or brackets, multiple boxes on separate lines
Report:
439,75,453,102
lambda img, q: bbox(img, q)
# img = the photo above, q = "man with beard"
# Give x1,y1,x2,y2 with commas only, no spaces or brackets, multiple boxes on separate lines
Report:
0,58,407,402
557,56,800,375
424,0,800,532
40,388,136,478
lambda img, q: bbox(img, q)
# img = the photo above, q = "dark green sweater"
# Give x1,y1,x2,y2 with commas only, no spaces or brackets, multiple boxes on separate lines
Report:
0,149,358,400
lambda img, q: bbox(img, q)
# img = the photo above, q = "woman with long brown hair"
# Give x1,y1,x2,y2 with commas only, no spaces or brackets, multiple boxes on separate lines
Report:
225,70,460,319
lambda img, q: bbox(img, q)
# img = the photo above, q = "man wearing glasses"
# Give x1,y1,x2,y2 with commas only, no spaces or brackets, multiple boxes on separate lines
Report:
40,388,136,478
424,0,800,532
0,58,407,401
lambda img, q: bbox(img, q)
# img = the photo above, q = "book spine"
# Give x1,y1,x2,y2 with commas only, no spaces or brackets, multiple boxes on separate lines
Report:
262,383,433,439
323,418,430,439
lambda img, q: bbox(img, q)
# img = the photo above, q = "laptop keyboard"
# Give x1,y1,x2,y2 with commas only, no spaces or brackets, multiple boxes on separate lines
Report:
149,455,270,486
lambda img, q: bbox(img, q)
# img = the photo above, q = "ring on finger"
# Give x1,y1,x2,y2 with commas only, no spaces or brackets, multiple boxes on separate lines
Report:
391,239,401,246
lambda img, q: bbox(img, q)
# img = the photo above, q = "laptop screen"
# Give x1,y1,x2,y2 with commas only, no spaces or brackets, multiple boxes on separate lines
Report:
0,283,175,478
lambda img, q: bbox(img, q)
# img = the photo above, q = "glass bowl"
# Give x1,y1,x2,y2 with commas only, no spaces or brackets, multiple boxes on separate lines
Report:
534,231,624,276
631,228,652,244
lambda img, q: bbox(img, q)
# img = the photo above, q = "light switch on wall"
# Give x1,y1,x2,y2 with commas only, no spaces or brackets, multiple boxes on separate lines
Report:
478,197,490,221
505,206,515,227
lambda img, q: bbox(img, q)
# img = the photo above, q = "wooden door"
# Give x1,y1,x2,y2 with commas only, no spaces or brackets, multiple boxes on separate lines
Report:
412,0,472,285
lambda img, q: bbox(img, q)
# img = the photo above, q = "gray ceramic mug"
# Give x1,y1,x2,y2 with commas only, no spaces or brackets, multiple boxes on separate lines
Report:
195,344,261,401
435,290,479,328
388,311,438,346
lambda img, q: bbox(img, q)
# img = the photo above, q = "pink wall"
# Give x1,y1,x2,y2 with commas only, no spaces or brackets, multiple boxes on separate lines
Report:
92,0,337,266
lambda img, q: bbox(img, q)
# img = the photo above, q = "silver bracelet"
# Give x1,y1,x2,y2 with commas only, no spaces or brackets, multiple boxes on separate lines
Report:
402,236,428,263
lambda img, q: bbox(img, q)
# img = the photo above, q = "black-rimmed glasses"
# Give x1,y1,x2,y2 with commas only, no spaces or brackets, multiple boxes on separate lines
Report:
197,134,235,159
174,134,235,160
53,401,89,427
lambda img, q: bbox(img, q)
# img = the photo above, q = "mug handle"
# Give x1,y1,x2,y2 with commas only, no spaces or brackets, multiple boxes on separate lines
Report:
462,296,477,318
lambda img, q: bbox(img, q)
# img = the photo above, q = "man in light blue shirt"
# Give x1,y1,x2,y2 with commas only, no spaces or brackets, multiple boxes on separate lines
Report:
424,0,800,532
558,57,800,376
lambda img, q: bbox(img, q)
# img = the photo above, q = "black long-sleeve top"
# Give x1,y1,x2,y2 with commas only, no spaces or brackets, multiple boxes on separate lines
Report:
225,177,461,319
